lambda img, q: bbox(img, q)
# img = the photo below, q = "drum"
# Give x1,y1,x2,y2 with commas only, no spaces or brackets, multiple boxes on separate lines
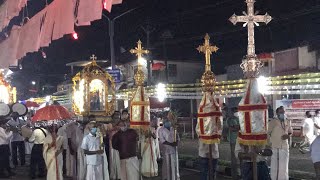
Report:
21,125,33,138
0,103,11,117
12,103,28,117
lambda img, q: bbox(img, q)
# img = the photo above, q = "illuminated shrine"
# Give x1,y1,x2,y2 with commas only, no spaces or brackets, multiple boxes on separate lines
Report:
72,55,116,117
0,72,16,104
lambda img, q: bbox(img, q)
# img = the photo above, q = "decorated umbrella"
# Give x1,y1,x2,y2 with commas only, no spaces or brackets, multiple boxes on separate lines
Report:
32,105,72,126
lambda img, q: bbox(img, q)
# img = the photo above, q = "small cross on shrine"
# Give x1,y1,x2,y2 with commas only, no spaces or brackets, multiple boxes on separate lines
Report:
229,0,272,77
130,40,149,65
90,54,97,60
197,33,219,71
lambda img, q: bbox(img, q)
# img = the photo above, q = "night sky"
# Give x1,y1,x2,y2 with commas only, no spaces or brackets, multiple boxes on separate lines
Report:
2,0,320,98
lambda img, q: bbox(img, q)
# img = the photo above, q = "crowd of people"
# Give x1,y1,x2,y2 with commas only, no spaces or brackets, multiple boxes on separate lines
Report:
1,105,320,180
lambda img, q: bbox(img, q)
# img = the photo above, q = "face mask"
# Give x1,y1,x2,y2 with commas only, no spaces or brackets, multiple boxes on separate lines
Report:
90,127,97,135
278,114,285,121
120,126,127,132
164,121,171,129
234,112,239,117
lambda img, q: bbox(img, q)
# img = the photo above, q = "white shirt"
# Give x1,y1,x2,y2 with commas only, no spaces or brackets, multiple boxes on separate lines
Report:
158,127,177,155
314,116,320,136
198,141,219,159
311,136,320,163
0,127,13,145
81,133,103,165
7,118,26,142
302,118,316,143
268,118,292,149
28,128,47,144
57,124,68,150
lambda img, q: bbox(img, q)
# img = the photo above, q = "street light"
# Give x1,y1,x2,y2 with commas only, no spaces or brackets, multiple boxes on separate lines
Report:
31,81,36,85
156,83,167,102
102,7,140,69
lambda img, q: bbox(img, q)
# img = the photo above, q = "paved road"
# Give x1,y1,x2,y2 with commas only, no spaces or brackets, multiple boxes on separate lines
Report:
178,139,315,174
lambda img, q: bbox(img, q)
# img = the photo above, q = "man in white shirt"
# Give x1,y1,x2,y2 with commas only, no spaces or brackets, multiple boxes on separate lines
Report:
314,110,320,136
299,111,316,154
7,112,26,166
198,141,219,180
268,107,292,180
158,120,180,180
81,121,109,180
311,136,320,179
28,125,47,179
0,120,14,178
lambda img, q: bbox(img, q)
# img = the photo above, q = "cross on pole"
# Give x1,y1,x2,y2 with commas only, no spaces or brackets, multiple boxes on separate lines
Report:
229,0,272,57
130,40,149,67
197,33,219,71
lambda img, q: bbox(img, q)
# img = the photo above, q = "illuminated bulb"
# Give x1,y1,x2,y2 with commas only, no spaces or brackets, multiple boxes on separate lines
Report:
156,83,167,102
138,57,147,67
0,85,9,104
45,95,51,102
72,32,78,40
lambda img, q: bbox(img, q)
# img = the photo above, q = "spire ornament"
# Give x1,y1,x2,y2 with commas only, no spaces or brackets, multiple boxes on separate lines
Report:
229,0,272,78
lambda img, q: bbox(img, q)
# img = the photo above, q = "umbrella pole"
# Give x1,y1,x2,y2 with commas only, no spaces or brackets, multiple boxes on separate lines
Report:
251,146,258,180
208,144,213,180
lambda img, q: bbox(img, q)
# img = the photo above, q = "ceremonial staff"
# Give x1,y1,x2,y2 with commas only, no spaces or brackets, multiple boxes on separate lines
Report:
197,33,219,180
229,1,272,179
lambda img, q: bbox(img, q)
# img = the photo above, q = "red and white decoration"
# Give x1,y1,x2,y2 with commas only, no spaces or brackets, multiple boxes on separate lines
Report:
196,92,223,144
130,86,150,129
238,78,268,145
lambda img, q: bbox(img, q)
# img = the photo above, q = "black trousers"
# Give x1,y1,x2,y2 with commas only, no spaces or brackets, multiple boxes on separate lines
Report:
11,141,25,166
30,144,46,177
0,144,11,174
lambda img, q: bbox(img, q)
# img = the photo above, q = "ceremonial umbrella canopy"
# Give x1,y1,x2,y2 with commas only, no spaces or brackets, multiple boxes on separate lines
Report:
32,105,72,126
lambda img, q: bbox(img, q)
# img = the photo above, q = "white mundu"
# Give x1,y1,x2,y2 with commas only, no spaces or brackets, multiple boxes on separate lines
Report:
81,133,109,180
141,135,158,177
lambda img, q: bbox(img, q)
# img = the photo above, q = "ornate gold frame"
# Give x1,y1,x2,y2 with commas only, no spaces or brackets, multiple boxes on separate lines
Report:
72,56,116,117
0,72,16,104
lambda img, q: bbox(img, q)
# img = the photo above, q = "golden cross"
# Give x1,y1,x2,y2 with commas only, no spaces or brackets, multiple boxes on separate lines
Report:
130,40,149,61
197,33,219,71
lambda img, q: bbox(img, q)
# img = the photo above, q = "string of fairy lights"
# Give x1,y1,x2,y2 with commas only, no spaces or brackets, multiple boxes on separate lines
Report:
30,72,320,104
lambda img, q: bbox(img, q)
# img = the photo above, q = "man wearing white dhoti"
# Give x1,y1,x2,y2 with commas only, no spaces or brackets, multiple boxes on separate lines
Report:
43,125,64,180
268,107,292,180
76,123,86,180
112,121,140,180
81,121,109,180
314,110,320,136
158,120,180,180
311,136,320,179
299,111,316,154
108,124,121,180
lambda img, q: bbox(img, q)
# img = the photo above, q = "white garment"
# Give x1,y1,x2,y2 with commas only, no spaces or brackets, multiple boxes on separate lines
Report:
43,134,64,180
162,153,180,180
314,117,320,136
86,153,110,180
141,136,158,177
57,124,68,150
311,136,320,163
270,148,289,180
7,118,25,142
158,127,176,155
268,118,292,149
76,127,86,180
25,141,33,154
120,156,140,180
29,128,47,144
66,123,78,178
302,118,316,144
198,141,219,159
0,127,13,145
109,148,121,179
81,133,103,165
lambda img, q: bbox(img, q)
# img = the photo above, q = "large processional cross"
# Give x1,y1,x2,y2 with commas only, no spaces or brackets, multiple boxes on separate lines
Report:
130,40,149,86
197,33,219,72
229,0,272,78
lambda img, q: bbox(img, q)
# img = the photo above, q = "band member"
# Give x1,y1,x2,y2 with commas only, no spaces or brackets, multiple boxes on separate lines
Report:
28,125,48,179
0,119,14,178
7,112,26,167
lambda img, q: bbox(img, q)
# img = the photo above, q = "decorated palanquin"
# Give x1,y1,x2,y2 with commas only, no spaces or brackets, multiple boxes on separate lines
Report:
238,78,268,145
196,92,223,144
195,34,223,144
130,86,150,129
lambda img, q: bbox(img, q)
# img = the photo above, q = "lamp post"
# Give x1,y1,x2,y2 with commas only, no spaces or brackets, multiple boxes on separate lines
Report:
102,7,139,69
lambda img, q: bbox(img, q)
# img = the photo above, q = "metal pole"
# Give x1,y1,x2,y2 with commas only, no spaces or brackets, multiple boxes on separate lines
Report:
190,99,194,139
208,144,214,180
109,20,115,69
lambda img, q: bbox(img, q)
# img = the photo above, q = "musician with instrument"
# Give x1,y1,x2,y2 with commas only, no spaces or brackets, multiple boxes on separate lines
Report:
7,112,26,167
0,118,14,178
